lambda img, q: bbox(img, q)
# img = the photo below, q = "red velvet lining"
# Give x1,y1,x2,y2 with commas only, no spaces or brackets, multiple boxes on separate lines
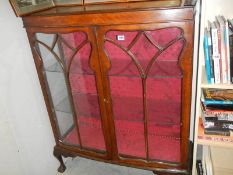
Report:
64,116,180,162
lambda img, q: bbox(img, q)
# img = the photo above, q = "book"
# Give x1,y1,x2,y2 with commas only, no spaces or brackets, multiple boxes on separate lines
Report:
205,124,233,130
204,117,233,123
202,103,233,110
201,148,207,175
228,19,233,83
215,20,223,83
204,28,213,84
228,19,233,32
202,114,233,123
230,35,233,83
203,120,233,131
207,21,215,83
222,16,231,84
204,129,231,136
202,88,233,100
201,102,233,122
216,16,228,83
203,146,213,175
198,118,233,143
210,22,221,84
202,114,233,126
196,160,204,175
202,88,233,105
203,100,233,105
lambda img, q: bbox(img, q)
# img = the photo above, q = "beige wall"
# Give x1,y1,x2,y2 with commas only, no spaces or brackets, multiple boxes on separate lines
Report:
0,1,58,175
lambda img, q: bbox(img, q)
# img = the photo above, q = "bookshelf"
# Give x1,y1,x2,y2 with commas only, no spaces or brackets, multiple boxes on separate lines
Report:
192,0,233,174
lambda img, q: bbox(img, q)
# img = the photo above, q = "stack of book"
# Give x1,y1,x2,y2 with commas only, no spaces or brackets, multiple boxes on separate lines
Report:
196,147,214,175
204,16,233,84
201,88,233,136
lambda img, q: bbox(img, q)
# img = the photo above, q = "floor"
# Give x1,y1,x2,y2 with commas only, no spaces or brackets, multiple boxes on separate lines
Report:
58,157,154,175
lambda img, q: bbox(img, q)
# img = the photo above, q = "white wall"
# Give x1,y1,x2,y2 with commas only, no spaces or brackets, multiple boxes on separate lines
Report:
0,1,58,175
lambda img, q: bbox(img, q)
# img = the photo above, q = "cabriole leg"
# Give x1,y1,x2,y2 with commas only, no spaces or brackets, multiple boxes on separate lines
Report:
153,171,166,175
53,149,66,173
153,171,183,175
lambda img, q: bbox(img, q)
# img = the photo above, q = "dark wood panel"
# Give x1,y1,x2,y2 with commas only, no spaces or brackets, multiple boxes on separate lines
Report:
23,7,193,28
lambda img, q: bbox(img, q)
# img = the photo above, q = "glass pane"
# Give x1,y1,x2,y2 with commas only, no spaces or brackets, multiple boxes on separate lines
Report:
11,0,54,16
35,35,80,146
54,0,83,5
84,0,156,4
105,28,184,162
85,0,126,4
147,38,184,163
16,0,50,7
35,32,106,152
105,36,146,159
63,32,106,151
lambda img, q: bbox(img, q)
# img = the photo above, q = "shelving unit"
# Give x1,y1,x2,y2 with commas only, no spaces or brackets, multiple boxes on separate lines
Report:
192,0,233,174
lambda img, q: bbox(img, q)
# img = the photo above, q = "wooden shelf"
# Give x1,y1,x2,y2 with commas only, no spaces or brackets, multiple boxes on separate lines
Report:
201,66,233,89
197,118,233,148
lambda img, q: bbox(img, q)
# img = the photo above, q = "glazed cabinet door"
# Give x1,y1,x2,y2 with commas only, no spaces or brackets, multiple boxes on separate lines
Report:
28,28,111,158
96,22,193,168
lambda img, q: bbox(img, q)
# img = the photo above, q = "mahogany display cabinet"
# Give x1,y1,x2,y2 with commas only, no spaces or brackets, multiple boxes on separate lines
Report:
11,0,196,174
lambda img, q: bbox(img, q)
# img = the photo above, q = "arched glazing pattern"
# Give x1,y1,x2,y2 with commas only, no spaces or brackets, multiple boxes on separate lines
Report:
35,32,106,152
104,27,185,162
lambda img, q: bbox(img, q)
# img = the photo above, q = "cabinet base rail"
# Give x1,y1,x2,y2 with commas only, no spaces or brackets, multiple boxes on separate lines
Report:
53,145,189,175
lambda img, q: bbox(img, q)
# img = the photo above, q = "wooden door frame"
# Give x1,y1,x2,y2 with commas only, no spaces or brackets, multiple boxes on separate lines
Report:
95,21,194,170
